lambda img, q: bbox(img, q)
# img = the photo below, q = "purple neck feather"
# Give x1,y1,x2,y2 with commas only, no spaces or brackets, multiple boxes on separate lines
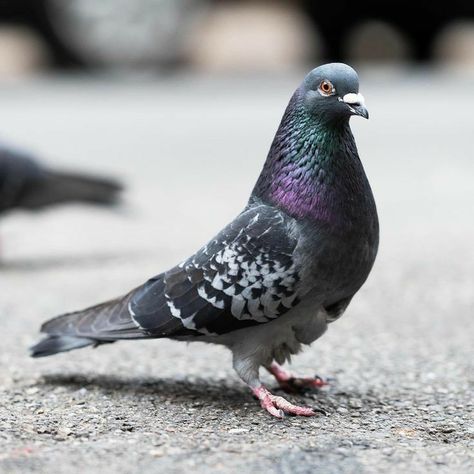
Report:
252,89,366,226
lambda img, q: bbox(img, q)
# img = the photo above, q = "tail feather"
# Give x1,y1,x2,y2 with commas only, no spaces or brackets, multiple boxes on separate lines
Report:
30,335,96,358
31,292,142,358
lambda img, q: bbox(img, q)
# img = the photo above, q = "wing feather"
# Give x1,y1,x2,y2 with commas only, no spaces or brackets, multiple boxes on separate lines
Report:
130,204,302,337
40,204,304,342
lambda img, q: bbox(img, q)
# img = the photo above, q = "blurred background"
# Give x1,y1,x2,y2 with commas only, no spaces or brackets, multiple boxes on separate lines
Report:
0,0,473,263
0,0,473,75
0,2,473,472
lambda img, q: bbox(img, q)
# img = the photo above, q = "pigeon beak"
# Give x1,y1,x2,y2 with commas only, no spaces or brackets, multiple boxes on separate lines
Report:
342,93,369,119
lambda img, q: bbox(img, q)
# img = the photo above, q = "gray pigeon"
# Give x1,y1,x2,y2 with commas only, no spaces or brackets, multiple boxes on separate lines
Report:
31,63,379,418
0,144,122,216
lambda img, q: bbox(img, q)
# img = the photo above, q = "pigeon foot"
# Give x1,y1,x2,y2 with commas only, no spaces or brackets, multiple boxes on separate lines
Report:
267,362,328,394
252,385,316,418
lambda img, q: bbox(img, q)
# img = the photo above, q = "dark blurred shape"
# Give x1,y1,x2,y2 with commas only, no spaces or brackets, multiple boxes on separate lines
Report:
0,0,208,68
0,0,80,67
44,0,207,68
0,0,473,68
0,144,123,215
346,21,411,63
301,0,474,61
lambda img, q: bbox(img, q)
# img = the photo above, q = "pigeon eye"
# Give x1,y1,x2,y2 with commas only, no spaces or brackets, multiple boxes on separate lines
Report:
318,80,335,96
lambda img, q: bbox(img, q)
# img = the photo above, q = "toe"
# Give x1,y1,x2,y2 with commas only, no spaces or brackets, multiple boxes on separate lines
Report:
271,395,316,417
260,394,284,418
252,385,316,418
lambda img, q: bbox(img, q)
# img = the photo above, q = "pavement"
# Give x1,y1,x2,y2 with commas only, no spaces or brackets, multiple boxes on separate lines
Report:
0,68,473,474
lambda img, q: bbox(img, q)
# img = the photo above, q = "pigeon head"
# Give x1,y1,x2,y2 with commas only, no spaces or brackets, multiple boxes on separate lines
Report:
252,63,372,222
301,63,368,121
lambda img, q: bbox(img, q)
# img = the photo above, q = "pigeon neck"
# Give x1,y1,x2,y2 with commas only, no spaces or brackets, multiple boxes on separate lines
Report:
251,90,365,226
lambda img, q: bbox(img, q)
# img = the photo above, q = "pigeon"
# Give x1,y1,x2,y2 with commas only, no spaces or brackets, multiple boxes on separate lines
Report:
31,63,379,418
0,144,122,216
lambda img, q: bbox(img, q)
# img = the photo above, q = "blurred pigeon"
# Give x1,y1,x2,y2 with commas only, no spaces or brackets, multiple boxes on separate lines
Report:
0,144,122,216
31,63,379,418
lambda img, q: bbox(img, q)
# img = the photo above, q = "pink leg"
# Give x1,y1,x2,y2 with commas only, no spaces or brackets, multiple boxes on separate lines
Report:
252,385,316,418
267,362,328,393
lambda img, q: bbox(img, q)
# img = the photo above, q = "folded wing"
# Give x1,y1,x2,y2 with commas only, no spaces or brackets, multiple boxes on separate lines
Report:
33,204,304,354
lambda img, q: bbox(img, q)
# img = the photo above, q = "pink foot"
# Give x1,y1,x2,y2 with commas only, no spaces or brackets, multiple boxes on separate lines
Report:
268,362,328,394
252,386,316,418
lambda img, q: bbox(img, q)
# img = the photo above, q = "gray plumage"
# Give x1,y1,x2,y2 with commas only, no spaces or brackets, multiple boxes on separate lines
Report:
31,63,379,417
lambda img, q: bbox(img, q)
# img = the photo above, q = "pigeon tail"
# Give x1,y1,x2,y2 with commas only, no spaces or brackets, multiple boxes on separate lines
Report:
30,335,97,358
30,292,145,359
17,170,123,210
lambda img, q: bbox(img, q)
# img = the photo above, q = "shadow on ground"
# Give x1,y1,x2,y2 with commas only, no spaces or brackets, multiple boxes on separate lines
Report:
41,373,248,407
37,372,385,418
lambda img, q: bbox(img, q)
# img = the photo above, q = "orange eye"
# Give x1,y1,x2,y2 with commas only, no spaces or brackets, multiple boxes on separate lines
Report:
318,80,334,96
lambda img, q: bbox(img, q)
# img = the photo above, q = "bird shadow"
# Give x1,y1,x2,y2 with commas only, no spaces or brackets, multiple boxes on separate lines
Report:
39,373,249,412
37,372,376,417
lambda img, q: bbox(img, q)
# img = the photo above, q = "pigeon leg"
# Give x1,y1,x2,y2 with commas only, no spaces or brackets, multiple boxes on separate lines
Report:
252,385,316,418
266,362,328,394
233,354,316,418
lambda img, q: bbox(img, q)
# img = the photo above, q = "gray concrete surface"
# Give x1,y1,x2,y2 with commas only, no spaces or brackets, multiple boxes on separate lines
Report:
0,68,473,473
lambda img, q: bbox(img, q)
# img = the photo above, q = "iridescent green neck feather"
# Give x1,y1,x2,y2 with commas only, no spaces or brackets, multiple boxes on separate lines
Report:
252,88,373,229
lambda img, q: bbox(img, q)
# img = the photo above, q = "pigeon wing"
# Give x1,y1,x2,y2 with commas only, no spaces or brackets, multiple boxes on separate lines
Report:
130,204,302,337
38,204,302,342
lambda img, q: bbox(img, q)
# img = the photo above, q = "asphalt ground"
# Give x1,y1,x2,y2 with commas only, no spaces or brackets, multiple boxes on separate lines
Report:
0,68,473,473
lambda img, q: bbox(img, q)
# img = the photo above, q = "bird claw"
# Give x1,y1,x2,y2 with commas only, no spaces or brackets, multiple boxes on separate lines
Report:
252,386,317,418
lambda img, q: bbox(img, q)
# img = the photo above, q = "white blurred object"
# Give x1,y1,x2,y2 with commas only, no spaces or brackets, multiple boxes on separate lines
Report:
433,21,474,65
0,26,50,79
346,21,411,63
188,1,319,72
45,0,208,68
